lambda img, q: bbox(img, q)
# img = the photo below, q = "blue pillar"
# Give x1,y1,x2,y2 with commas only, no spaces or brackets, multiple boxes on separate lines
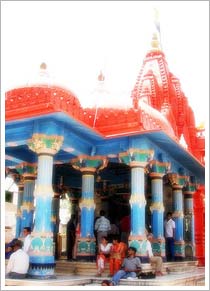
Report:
149,161,169,258
150,177,164,237
183,176,196,259
168,173,187,260
15,181,24,238
71,155,108,261
80,173,95,238
27,133,63,278
119,149,154,261
130,166,146,237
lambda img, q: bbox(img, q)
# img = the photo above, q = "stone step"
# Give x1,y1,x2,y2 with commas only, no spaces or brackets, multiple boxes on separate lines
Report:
55,260,198,276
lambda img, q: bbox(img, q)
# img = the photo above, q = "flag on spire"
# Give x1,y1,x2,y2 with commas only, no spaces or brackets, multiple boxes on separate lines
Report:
153,8,160,34
153,7,162,49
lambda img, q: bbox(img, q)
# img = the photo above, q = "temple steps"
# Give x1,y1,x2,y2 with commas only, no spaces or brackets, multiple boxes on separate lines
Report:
55,260,198,276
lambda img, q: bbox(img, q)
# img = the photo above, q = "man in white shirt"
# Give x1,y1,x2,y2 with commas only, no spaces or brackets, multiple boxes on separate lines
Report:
164,212,175,261
146,233,163,276
22,227,31,254
6,240,29,279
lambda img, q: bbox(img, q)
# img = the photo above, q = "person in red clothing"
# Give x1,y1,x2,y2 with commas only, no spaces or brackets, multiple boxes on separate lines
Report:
109,236,127,276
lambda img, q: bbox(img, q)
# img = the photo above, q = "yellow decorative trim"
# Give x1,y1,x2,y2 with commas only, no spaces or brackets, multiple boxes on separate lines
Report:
51,216,56,223
80,167,96,173
32,231,53,238
128,235,146,241
16,210,22,217
80,198,95,209
127,148,154,156
174,240,185,245
34,185,54,196
173,211,184,218
78,237,96,243
130,194,146,206
21,202,34,212
23,175,36,180
149,172,165,178
130,161,148,168
150,202,164,212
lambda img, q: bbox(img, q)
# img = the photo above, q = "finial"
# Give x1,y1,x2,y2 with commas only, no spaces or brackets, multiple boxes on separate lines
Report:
98,70,105,82
151,33,161,51
40,62,47,70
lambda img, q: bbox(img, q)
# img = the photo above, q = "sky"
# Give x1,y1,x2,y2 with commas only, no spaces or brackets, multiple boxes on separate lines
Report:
1,1,209,127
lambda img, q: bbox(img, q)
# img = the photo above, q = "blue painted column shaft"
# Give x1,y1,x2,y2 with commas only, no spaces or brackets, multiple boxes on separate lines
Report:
149,161,169,258
173,187,184,241
184,196,194,241
150,177,164,238
119,149,154,261
150,176,165,258
130,166,146,236
184,192,195,257
27,133,63,278
21,176,35,232
172,185,185,259
71,155,108,261
168,173,186,260
28,154,55,277
80,173,95,238
15,182,24,238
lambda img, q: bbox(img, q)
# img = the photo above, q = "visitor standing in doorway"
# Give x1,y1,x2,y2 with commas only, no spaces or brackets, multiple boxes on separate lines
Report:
164,212,175,261
66,214,76,261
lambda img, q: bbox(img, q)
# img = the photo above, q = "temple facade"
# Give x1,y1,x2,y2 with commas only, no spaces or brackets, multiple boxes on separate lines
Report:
5,33,205,278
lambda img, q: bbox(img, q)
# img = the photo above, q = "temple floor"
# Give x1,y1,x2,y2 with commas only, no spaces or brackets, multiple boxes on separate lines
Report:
4,266,205,287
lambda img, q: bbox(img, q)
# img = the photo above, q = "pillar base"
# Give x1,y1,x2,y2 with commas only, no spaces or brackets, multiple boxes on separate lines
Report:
76,237,96,261
128,235,147,259
184,242,195,260
174,240,185,258
28,262,56,278
152,238,165,257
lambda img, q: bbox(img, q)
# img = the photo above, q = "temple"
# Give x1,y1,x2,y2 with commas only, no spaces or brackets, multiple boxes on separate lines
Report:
5,31,205,278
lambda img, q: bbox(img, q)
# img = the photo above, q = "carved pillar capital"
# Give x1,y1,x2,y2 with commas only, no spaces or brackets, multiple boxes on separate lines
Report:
16,162,37,179
28,133,64,155
167,173,188,189
149,160,170,178
119,148,154,167
71,155,108,172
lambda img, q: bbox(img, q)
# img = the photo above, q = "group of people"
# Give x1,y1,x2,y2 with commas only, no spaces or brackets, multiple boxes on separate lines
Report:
96,210,176,286
5,210,175,283
97,232,164,286
5,227,31,279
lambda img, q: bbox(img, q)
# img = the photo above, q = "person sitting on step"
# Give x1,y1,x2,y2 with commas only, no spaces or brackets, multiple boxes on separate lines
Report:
6,239,29,279
96,236,112,277
107,246,142,286
146,233,164,276
109,235,127,277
